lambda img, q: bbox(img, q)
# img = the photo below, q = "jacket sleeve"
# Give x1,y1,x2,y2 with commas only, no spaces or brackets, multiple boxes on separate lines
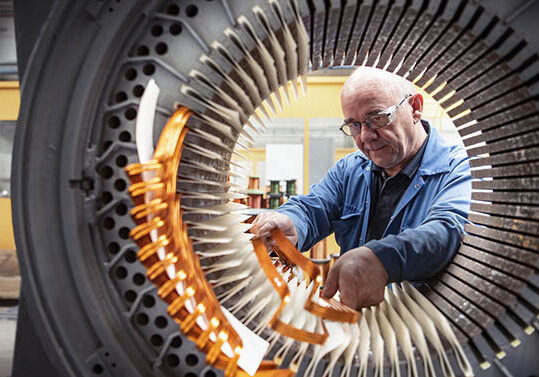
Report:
364,149,472,283
277,158,346,251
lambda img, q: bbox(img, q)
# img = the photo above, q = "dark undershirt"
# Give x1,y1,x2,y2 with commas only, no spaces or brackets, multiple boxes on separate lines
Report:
365,122,430,242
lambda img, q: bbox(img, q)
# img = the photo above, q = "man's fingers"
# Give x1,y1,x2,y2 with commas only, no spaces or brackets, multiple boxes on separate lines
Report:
335,265,358,309
339,287,359,310
256,222,276,238
250,213,277,236
321,267,339,299
249,215,261,233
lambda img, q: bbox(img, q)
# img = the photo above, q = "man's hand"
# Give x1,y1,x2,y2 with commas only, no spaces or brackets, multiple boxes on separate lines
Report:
321,246,388,310
250,212,298,245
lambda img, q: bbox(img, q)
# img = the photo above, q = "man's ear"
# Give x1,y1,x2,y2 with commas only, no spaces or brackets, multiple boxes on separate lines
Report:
411,93,423,123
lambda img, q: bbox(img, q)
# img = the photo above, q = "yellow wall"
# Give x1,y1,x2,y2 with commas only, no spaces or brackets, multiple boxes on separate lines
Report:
0,198,15,249
335,147,355,162
245,148,266,179
276,77,346,119
0,81,20,120
0,81,19,250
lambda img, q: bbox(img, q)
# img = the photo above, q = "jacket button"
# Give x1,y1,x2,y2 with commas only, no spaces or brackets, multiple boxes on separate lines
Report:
414,184,419,189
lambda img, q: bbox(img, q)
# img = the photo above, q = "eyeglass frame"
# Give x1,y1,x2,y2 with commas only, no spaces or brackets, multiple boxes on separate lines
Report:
339,93,413,137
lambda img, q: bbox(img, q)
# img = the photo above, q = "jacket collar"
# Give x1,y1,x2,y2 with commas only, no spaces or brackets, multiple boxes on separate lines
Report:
417,120,451,176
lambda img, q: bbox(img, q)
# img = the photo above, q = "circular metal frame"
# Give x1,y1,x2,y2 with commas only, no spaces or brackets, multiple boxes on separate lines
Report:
12,0,539,376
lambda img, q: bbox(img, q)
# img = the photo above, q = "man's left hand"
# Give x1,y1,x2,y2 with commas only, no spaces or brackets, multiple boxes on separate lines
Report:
321,246,388,310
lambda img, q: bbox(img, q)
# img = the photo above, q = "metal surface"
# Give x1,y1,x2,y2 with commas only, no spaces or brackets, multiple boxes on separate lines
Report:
11,0,539,376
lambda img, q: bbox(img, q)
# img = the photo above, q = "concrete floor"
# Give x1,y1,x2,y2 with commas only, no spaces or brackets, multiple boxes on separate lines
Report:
0,306,17,377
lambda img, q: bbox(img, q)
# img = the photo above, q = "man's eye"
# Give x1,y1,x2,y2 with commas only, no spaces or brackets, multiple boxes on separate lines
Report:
368,114,389,125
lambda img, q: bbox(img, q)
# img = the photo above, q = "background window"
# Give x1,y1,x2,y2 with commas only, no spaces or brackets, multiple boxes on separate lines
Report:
0,121,15,197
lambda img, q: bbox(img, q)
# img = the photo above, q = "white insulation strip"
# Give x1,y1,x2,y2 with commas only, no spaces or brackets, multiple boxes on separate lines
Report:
402,282,474,376
136,79,159,165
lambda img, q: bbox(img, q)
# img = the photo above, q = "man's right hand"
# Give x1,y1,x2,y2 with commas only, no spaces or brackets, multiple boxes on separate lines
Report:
250,212,298,246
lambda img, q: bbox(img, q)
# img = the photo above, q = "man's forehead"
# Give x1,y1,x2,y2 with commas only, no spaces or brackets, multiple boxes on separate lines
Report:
343,90,394,113
344,79,399,102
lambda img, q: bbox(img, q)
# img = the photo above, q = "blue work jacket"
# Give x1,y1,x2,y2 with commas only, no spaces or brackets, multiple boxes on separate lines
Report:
278,123,471,283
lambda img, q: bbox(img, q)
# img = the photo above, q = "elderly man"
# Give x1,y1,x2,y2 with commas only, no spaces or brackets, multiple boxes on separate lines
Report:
251,67,471,310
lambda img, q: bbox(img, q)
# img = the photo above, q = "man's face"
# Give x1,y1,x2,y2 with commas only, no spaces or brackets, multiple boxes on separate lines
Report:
341,83,421,175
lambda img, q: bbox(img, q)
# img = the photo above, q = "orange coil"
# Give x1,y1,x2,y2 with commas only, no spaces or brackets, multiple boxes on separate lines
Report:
126,106,294,377
252,237,328,344
269,228,360,323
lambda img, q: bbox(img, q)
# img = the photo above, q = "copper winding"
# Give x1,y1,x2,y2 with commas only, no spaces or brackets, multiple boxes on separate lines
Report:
125,106,294,377
250,228,360,344
269,228,360,323
251,237,329,345
126,106,242,373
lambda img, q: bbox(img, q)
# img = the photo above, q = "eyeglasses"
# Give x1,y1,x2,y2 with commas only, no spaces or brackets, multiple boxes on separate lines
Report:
340,94,412,136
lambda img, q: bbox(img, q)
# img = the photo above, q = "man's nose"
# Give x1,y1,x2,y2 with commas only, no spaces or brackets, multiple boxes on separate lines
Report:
360,126,378,142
